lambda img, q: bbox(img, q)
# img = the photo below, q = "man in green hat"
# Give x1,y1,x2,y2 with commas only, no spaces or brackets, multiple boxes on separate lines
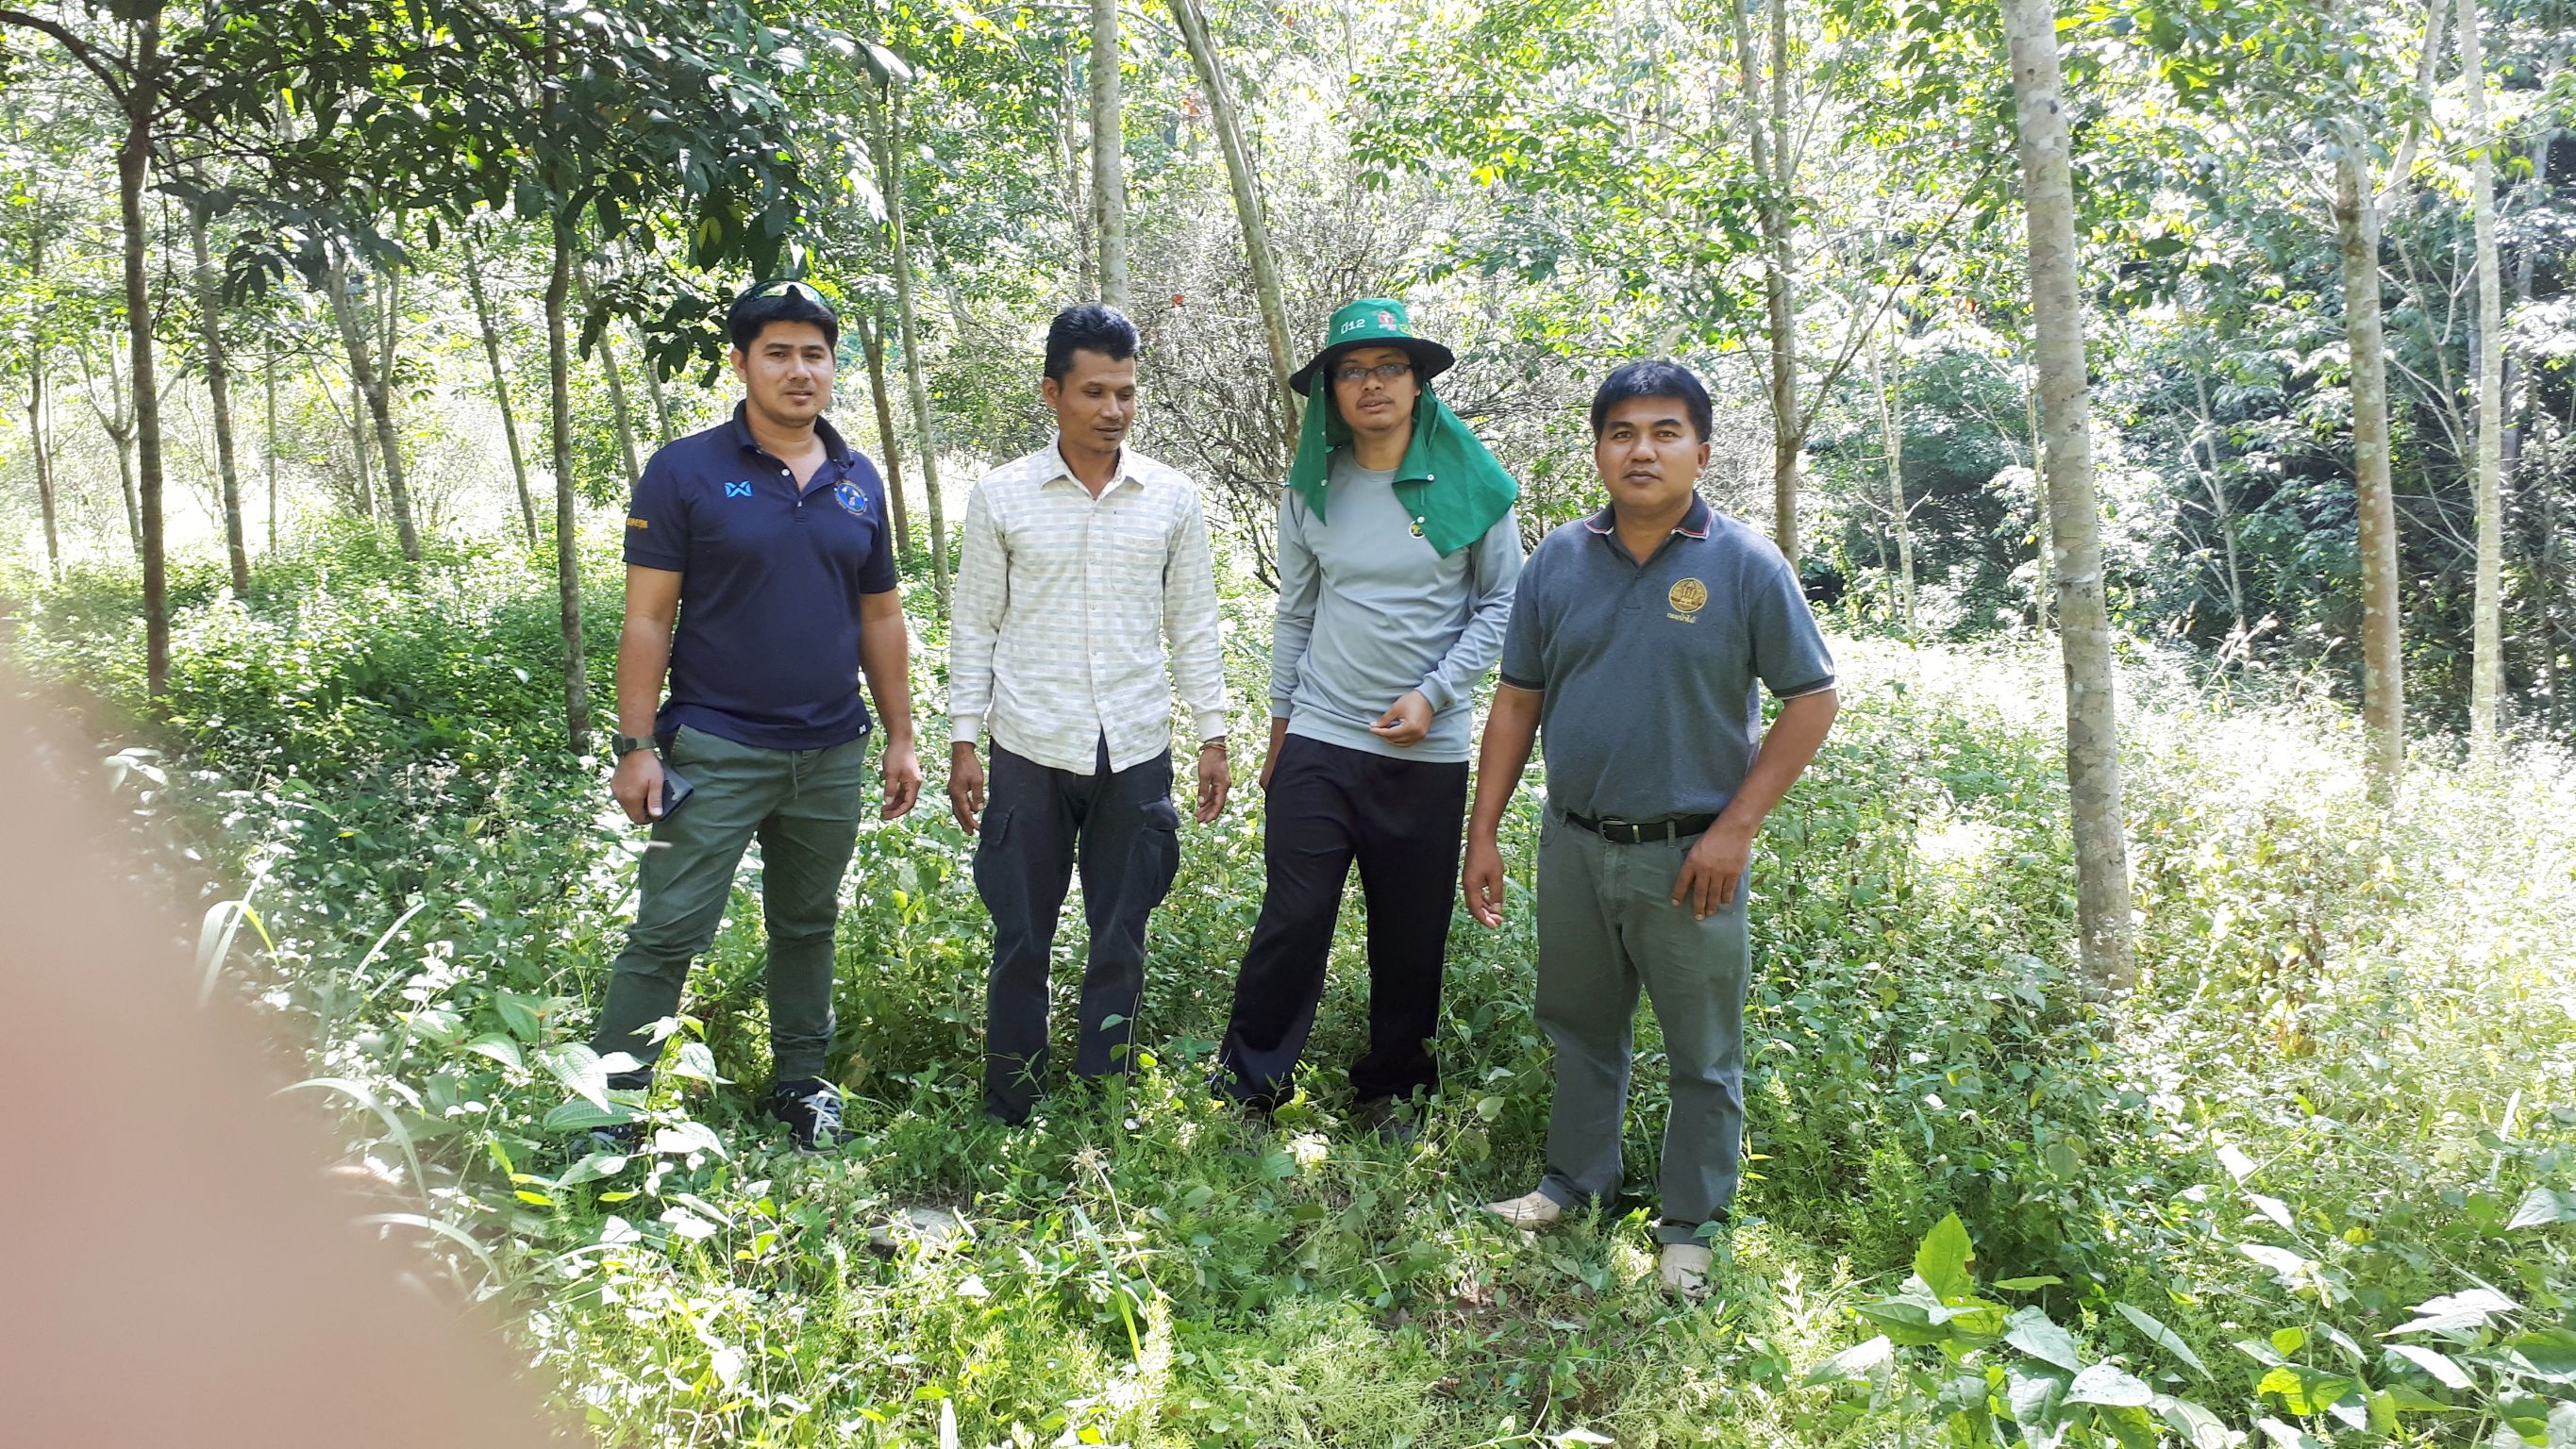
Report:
1214,298,1524,1133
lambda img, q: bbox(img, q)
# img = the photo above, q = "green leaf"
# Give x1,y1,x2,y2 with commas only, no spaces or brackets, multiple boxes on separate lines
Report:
540,1043,611,1110
2507,1188,2576,1230
2388,1288,2517,1339
2116,1303,2214,1379
2505,1328,2576,1382
2005,1306,2085,1372
558,1150,629,1187
2152,1393,2232,1449
1915,1213,1976,1302
2383,1342,2473,1391
1998,1275,2065,1291
463,1033,524,1072
1804,1334,1894,1388
2067,1362,2153,1407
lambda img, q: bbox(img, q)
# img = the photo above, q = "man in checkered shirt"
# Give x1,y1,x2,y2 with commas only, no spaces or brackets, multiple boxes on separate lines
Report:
945,304,1231,1124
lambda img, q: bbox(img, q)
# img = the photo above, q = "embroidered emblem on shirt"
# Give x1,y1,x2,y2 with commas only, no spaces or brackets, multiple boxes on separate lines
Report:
724,481,754,498
1409,517,1425,538
627,517,649,529
833,479,869,517
1667,576,1707,624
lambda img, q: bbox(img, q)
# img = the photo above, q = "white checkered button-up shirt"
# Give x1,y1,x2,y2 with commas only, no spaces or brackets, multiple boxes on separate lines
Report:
948,439,1229,774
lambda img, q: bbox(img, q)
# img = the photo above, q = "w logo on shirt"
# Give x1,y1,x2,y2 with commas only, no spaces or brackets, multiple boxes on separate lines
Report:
723,481,754,498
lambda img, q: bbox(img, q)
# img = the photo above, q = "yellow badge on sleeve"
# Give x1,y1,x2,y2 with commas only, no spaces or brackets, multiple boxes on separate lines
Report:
627,516,649,529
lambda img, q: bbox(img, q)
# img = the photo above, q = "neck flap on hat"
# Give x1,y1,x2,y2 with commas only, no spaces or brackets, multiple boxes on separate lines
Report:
1286,373,1519,558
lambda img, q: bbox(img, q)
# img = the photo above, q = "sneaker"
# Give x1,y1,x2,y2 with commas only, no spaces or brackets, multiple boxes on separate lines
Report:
1485,1188,1564,1231
768,1078,847,1152
1660,1242,1714,1299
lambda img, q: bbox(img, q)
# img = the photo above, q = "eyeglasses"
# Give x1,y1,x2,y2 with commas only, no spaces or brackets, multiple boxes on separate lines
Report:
1333,361,1413,386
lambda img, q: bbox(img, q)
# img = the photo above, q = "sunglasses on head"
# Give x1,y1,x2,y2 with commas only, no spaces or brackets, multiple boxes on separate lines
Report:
745,278,832,308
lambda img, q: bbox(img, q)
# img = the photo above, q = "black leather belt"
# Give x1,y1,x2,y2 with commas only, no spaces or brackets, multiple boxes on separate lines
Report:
1563,810,1718,844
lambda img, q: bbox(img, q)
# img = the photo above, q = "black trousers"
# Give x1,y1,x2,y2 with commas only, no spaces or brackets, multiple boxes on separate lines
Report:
977,736,1181,1123
1218,733,1470,1108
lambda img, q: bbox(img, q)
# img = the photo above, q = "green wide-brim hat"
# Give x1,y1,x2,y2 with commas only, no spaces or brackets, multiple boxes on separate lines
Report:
1286,297,1457,395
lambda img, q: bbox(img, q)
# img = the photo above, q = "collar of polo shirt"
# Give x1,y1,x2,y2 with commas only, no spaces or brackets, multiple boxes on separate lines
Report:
1584,492,1714,540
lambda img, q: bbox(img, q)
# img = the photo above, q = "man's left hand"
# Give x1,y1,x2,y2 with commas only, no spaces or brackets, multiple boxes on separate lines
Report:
1196,741,1232,823
1671,818,1755,920
1369,691,1433,747
879,739,924,819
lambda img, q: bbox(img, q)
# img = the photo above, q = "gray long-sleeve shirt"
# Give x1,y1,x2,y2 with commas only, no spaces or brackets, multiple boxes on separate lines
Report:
1268,453,1525,764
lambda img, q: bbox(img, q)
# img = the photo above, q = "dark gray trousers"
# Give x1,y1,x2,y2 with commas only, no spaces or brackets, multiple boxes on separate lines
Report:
976,736,1181,1123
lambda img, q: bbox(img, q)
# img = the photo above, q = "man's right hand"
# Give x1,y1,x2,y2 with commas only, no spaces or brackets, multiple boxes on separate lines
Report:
1463,834,1508,928
948,741,987,833
611,747,667,825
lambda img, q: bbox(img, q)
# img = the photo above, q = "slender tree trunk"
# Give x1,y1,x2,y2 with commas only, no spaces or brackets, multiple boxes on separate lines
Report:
2004,0,2134,990
875,88,950,609
1169,0,1298,439
595,303,644,487
2028,368,2053,632
263,334,278,553
635,325,675,444
2459,0,2504,754
121,12,169,695
347,368,374,518
2334,142,2407,803
1064,43,1095,300
326,251,419,557
1089,0,1129,308
861,307,912,558
461,236,539,548
25,233,59,579
188,204,251,595
2190,365,2244,637
547,213,590,749
1870,328,1913,629
1729,0,1800,563
82,340,143,558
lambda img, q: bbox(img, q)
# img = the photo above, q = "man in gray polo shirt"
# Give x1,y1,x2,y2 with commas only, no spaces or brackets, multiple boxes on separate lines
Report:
1463,358,1837,1297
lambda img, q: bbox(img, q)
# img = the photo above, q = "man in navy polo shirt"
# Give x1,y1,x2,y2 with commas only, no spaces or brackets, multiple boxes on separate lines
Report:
1463,359,1838,1297
588,279,923,1151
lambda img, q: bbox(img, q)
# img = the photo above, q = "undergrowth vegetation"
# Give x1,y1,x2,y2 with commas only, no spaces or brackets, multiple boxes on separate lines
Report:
13,531,2576,1446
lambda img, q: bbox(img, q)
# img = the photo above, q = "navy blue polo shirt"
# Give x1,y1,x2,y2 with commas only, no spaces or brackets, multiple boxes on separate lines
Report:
624,404,899,751
1498,494,1835,822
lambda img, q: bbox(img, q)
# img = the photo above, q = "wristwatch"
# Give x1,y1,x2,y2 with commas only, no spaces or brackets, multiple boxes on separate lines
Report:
612,733,656,759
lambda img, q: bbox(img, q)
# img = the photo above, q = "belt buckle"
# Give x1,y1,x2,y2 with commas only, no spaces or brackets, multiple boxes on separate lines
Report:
1597,815,1635,842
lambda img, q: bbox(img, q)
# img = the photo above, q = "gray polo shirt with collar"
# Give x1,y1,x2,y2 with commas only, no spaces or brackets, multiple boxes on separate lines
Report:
1498,493,1835,822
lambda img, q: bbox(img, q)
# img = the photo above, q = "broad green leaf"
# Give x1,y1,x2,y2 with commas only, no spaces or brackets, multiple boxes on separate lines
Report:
463,1033,523,1072
1805,1335,1894,1387
2152,1394,2232,1449
557,1150,629,1187
2254,1417,2327,1449
2006,1306,2085,1372
2506,1328,2576,1382
2384,1342,2474,1391
651,1120,729,1159
540,1043,611,1110
2007,1364,2070,1428
2066,1362,2152,1407
2389,1288,2517,1339
2239,1241,2312,1284
666,1041,730,1085
2508,1188,2576,1230
1915,1213,1976,1303
2116,1303,2213,1378
1999,1275,2065,1291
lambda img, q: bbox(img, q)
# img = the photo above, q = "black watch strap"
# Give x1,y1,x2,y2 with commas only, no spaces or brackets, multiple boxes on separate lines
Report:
612,733,655,759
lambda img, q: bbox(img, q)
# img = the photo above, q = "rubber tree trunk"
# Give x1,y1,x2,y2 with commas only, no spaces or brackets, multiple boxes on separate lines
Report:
263,334,278,552
2459,0,2504,755
1168,0,1298,441
461,235,539,548
1870,328,1913,629
861,307,912,558
876,87,950,609
188,203,251,595
2190,365,2244,635
1729,0,1800,564
25,232,58,579
120,9,169,695
636,325,675,444
547,214,591,749
2003,0,2134,991
326,251,420,558
2334,142,2407,804
594,293,644,487
1089,0,1129,309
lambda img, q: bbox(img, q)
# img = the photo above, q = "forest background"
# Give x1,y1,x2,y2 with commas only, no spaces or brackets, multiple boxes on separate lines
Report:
2,0,2575,1443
